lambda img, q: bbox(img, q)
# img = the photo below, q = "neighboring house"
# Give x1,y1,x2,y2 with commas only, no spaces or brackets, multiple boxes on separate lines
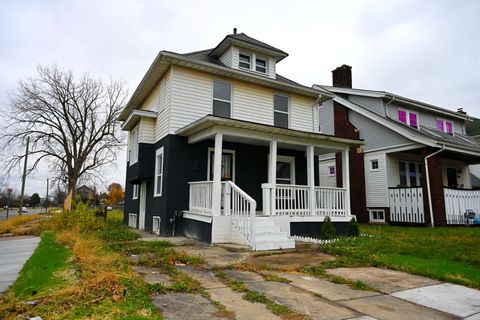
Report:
118,31,362,250
315,65,480,226
76,185,96,201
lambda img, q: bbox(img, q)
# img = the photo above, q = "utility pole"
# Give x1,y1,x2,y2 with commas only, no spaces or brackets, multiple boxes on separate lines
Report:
6,188,12,219
18,136,30,215
45,178,49,213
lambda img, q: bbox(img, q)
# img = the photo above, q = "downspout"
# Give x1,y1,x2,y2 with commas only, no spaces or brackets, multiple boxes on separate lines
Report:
424,145,446,227
312,94,324,132
384,95,395,119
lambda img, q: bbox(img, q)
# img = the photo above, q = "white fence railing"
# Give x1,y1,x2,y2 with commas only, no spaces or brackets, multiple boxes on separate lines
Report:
223,181,256,248
262,183,348,216
389,187,424,223
315,187,348,216
188,181,213,215
444,188,480,224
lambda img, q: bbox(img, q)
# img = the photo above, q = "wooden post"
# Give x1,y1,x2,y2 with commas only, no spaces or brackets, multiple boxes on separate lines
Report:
212,133,223,216
268,140,277,215
307,145,316,215
342,148,351,215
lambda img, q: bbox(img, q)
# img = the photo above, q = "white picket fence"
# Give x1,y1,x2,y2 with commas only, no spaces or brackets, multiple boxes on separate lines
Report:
444,188,480,224
389,187,425,223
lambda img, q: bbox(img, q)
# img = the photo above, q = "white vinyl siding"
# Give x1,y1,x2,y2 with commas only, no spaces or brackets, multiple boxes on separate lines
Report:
348,95,385,116
317,100,335,135
138,117,155,144
233,82,272,125
364,153,388,207
219,46,233,67
140,81,161,112
290,95,314,132
318,159,336,188
154,147,164,197
267,57,276,79
155,70,171,142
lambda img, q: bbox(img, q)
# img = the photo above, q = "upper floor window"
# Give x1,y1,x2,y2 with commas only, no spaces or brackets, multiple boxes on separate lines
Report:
129,127,139,165
213,80,232,118
398,110,418,128
239,54,251,69
274,94,289,128
437,119,454,135
255,58,267,73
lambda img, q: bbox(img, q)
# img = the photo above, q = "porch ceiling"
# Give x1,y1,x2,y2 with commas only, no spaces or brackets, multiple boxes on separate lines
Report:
176,115,363,154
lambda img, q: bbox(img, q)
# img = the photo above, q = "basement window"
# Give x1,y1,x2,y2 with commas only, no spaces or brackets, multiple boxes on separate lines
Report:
369,209,385,222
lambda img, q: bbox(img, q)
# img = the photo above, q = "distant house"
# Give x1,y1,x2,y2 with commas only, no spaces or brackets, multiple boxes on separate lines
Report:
316,65,480,226
118,31,362,250
76,185,96,201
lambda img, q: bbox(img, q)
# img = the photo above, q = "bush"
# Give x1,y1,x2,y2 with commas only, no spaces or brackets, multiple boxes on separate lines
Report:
322,216,336,239
348,217,360,237
52,198,105,232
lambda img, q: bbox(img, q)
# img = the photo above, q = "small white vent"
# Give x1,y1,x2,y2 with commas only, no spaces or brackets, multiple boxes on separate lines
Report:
128,213,137,228
152,216,161,235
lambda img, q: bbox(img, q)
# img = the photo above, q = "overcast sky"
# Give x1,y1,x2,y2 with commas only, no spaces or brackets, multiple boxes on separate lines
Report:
1,0,479,197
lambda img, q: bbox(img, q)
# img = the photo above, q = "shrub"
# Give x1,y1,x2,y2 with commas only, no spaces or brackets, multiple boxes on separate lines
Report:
52,198,105,232
322,216,336,239
348,217,360,237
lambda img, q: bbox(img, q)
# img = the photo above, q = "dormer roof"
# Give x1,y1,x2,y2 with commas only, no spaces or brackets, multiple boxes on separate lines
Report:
209,32,288,62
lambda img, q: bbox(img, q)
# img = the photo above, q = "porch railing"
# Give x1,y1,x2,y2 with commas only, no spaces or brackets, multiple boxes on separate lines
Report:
389,187,424,223
262,183,348,216
188,181,213,215
223,181,256,248
444,188,480,224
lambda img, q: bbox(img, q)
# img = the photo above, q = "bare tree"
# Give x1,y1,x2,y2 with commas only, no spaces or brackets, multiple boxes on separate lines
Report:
1,65,127,197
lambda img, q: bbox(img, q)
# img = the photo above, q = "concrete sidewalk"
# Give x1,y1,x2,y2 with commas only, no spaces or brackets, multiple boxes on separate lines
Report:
0,236,40,293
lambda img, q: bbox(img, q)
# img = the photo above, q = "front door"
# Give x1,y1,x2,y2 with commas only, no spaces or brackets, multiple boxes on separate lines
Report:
139,182,146,230
447,168,458,188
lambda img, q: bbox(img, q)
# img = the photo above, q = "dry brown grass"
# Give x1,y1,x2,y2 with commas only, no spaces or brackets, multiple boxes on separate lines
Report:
0,214,42,235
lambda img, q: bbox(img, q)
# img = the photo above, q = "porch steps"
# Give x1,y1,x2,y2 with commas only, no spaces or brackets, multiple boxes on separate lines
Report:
254,217,295,251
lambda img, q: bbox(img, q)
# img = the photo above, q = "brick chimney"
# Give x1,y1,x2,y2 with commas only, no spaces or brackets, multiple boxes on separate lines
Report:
332,64,352,88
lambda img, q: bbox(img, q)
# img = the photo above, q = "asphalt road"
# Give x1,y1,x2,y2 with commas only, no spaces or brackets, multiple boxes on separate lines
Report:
0,207,45,220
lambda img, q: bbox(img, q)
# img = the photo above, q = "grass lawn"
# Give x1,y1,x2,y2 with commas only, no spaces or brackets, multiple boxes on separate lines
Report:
317,224,480,289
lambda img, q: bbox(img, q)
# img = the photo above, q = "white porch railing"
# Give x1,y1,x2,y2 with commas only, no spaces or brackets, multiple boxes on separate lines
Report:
188,181,213,215
444,188,480,224
223,181,256,248
262,183,348,216
315,187,348,216
389,187,425,223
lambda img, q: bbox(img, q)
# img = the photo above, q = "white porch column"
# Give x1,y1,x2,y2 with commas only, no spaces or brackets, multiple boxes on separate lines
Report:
342,148,351,215
268,140,277,215
212,133,223,216
307,145,316,215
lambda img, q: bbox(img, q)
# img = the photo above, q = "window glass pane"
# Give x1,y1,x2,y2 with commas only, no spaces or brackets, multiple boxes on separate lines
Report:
409,113,418,127
371,160,378,170
409,163,417,186
399,161,407,186
437,119,444,131
276,162,291,180
156,176,162,194
256,58,266,73
398,110,407,123
213,81,231,101
156,155,163,173
329,166,335,175
239,54,250,69
222,154,232,180
274,95,289,112
274,112,288,128
446,121,453,134
213,100,231,118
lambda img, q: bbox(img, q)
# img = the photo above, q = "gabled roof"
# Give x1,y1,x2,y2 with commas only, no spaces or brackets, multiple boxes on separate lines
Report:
330,95,480,157
209,32,288,62
316,85,471,121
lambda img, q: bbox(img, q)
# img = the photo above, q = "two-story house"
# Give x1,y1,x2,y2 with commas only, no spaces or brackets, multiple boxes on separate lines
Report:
118,31,363,250
316,65,480,227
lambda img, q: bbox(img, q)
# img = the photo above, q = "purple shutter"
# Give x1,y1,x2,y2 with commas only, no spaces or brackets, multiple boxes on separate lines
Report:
437,119,444,131
446,121,453,134
398,110,407,123
409,113,418,127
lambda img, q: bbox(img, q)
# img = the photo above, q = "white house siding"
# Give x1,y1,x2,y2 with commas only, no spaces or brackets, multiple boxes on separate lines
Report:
139,117,155,144
140,81,160,111
231,46,239,69
268,57,276,79
290,95,315,132
348,95,385,116
219,46,233,68
169,66,316,134
318,159,336,187
155,70,171,142
318,100,334,135
349,110,411,151
364,153,388,207
441,159,471,188
387,102,465,134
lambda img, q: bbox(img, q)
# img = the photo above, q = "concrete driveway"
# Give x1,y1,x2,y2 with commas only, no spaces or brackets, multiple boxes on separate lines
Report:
0,236,40,293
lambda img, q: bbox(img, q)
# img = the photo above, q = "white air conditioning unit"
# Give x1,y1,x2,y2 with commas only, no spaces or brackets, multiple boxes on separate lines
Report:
128,213,137,228
152,216,161,235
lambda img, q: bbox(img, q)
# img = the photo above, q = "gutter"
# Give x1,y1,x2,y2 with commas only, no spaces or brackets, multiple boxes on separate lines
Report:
424,144,446,227
384,96,395,119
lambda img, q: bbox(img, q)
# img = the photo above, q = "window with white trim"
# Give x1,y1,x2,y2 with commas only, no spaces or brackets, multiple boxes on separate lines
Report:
255,58,267,73
397,109,419,128
239,53,251,69
132,184,139,200
213,80,232,118
129,127,139,165
371,159,379,171
154,147,164,197
274,94,289,128
276,155,295,184
328,165,335,176
369,209,385,222
399,161,422,187
437,118,454,135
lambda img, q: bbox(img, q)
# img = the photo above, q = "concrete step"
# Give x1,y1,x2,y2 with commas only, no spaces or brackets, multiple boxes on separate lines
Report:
255,232,290,242
255,225,281,233
255,239,295,251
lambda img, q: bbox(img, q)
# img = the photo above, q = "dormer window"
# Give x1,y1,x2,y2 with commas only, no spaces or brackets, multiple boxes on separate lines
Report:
239,53,251,69
255,58,267,73
398,109,418,128
437,119,454,135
